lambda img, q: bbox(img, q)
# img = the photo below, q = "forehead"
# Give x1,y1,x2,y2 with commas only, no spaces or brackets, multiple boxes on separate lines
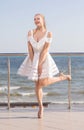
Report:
34,15,42,19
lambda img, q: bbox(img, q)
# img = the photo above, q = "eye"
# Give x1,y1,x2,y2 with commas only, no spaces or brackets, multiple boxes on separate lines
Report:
34,18,36,21
37,18,40,20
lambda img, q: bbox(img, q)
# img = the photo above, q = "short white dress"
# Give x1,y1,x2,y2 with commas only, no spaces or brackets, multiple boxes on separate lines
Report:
17,30,59,81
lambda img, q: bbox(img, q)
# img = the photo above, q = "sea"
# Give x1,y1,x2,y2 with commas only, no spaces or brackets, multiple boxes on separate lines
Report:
0,53,84,109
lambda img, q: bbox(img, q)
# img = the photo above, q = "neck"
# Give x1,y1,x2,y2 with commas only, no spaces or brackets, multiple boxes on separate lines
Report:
36,26,46,32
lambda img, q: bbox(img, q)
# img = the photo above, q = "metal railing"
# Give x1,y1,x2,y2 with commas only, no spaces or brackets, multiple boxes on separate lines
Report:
0,52,84,110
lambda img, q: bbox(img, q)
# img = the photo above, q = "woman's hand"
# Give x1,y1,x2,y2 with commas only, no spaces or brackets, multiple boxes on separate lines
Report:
38,64,42,77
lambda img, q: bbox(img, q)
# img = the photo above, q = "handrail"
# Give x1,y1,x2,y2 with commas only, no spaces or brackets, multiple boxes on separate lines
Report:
0,52,84,110
0,52,84,56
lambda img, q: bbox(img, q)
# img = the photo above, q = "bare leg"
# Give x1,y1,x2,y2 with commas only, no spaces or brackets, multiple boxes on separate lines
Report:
35,81,43,118
38,73,71,87
35,73,71,118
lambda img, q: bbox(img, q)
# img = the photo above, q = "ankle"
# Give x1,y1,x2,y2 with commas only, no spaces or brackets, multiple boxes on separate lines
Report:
39,105,43,109
38,106,44,118
67,75,71,81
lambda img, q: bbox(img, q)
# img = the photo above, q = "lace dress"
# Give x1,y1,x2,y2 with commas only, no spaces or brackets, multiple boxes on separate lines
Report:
17,31,59,81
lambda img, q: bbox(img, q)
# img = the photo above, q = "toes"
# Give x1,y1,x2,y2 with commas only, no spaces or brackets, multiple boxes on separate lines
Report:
67,75,71,81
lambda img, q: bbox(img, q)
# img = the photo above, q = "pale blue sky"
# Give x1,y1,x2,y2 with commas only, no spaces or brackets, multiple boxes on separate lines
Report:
0,0,84,53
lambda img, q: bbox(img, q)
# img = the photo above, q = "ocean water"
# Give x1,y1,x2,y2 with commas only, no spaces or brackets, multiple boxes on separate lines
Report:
0,54,84,105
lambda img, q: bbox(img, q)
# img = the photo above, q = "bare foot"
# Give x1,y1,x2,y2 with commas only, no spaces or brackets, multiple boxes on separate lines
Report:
67,75,71,81
60,73,71,81
38,106,43,118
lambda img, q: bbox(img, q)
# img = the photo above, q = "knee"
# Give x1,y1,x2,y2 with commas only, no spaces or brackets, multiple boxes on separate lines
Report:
35,82,42,91
35,82,40,90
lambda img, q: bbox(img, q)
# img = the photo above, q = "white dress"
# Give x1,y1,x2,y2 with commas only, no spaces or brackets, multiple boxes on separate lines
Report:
17,30,59,81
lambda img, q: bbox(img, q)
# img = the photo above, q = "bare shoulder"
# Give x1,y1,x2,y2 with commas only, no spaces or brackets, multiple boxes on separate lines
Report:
28,29,36,36
47,32,52,38
28,30,32,36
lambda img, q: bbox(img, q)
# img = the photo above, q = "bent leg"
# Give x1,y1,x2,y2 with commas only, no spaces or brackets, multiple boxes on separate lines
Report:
38,74,71,87
34,73,71,118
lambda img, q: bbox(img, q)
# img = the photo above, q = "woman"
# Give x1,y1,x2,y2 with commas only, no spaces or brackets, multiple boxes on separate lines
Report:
18,13,71,118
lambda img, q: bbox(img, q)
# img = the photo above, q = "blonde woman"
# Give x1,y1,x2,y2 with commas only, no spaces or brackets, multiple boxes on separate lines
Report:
18,13,71,118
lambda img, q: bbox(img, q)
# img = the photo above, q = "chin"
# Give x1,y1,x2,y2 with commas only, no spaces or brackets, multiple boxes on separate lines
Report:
37,25,42,28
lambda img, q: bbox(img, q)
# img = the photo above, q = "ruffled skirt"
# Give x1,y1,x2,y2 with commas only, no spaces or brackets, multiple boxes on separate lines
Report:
17,53,59,81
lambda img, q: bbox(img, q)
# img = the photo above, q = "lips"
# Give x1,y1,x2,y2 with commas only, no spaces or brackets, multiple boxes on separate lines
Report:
36,22,40,25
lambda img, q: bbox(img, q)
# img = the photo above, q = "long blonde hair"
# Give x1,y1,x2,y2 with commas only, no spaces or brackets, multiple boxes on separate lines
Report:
34,13,46,29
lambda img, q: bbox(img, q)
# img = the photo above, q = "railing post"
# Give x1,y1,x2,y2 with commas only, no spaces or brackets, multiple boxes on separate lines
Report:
7,58,10,110
68,57,71,109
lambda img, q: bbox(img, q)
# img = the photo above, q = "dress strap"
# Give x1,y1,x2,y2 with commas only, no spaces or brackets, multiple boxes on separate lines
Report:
45,31,52,43
30,30,33,36
27,30,33,42
45,31,48,37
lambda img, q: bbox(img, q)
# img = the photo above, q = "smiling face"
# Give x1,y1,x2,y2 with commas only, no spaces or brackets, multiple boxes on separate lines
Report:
34,14,46,29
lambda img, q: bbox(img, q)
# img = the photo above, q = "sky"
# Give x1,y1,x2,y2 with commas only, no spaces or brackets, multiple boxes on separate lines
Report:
0,0,84,53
